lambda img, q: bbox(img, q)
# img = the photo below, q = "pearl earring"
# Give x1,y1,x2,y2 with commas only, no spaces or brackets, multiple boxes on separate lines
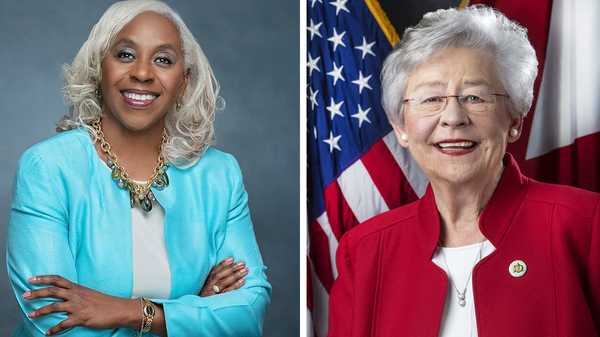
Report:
510,128,518,137
95,87,102,101
400,133,408,141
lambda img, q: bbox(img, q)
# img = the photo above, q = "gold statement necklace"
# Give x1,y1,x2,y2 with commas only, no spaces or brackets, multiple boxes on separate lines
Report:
91,118,170,212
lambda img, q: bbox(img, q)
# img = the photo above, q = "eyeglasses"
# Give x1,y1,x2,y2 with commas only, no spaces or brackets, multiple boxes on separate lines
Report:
402,93,509,114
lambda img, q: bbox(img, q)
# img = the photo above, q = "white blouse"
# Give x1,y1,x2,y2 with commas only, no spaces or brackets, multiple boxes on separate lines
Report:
130,200,171,299
432,240,495,337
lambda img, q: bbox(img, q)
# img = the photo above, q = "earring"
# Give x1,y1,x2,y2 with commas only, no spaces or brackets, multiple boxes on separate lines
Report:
176,101,182,111
400,133,408,141
95,87,102,101
510,128,518,137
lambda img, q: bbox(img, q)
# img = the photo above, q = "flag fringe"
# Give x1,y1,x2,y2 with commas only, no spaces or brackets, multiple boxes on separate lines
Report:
364,0,400,46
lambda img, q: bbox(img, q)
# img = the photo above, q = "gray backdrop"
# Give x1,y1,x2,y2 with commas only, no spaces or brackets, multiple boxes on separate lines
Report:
0,1,298,335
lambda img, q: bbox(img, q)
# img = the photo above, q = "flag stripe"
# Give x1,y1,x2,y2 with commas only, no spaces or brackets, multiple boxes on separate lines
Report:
306,308,314,336
323,181,360,238
382,132,428,197
308,219,336,291
316,212,340,278
337,159,389,222
524,132,600,191
307,255,314,311
361,139,420,209
309,261,330,337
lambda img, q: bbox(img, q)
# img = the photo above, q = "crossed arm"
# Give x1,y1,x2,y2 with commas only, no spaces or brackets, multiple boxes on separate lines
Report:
19,258,247,335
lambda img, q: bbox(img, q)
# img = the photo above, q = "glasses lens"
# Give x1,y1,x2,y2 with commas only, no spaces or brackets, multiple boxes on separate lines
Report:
416,96,446,113
460,94,496,113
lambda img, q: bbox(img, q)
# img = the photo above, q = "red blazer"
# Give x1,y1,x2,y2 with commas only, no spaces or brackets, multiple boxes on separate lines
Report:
328,155,600,337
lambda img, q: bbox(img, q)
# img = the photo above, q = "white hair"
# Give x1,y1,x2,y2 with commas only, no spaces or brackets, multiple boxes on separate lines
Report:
381,5,538,126
58,0,220,167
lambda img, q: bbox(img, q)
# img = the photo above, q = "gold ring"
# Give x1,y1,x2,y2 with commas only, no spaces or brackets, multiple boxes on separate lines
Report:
212,284,221,294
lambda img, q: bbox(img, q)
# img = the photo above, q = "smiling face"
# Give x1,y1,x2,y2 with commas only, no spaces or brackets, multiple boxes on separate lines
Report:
100,11,187,133
394,47,522,186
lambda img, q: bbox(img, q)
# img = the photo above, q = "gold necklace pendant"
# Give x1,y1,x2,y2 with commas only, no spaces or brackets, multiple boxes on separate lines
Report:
130,190,155,212
91,118,169,213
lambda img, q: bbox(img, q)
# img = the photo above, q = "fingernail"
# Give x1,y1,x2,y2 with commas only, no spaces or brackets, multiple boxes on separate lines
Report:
235,262,245,267
241,267,249,275
23,291,31,299
238,278,245,285
224,257,234,264
28,311,36,318
28,277,37,283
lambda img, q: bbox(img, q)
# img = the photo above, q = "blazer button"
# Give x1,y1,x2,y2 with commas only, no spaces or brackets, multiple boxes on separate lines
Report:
508,260,527,277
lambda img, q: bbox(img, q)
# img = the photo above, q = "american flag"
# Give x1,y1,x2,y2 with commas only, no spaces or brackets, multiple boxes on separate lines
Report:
306,1,428,335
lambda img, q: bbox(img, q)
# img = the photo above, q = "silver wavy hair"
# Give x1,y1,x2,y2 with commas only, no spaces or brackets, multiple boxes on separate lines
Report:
58,0,219,167
381,5,538,126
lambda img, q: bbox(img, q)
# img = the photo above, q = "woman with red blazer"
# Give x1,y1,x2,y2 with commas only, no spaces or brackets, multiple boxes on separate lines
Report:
328,5,600,337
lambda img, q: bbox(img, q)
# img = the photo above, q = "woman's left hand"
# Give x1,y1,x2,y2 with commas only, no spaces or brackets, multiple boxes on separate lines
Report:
23,275,138,336
199,258,248,296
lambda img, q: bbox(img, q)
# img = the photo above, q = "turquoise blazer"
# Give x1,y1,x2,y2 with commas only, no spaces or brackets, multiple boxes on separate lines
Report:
6,128,271,336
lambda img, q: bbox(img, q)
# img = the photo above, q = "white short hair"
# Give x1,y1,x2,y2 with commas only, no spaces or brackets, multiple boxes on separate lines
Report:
58,0,220,167
381,5,538,126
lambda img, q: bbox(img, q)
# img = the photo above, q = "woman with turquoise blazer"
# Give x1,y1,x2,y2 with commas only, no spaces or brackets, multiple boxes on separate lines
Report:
6,1,271,336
